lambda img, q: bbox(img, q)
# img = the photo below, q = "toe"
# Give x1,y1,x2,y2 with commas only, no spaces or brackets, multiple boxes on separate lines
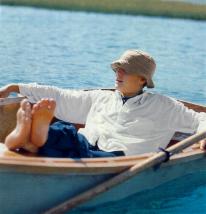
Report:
32,103,39,114
48,99,56,110
20,99,29,109
40,98,50,108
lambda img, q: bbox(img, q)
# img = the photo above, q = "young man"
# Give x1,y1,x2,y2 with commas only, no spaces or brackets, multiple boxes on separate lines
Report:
1,50,206,157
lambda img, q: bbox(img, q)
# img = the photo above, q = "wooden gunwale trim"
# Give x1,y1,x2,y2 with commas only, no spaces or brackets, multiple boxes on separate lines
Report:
0,151,151,167
179,99,206,113
0,147,204,175
0,151,204,175
1,147,201,167
0,144,152,163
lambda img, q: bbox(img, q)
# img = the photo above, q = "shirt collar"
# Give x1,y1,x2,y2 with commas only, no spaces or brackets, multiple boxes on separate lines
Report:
115,90,147,105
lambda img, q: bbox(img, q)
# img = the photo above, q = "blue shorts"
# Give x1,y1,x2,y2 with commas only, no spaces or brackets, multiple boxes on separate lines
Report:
38,121,125,158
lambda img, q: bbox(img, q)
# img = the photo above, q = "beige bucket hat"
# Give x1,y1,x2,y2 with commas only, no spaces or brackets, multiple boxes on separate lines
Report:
111,50,156,88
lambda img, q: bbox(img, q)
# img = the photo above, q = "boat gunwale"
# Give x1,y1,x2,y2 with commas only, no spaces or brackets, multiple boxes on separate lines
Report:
0,144,205,174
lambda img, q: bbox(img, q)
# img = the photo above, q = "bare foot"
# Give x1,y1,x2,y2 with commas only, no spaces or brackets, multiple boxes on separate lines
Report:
31,98,56,147
5,99,32,150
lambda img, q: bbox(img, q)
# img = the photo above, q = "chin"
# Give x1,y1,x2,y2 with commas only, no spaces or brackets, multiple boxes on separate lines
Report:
115,83,125,94
115,85,122,92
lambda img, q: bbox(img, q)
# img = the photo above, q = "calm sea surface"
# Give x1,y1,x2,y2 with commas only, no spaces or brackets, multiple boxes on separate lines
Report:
0,5,206,214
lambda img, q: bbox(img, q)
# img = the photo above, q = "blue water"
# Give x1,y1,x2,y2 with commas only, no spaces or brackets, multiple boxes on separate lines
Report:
0,5,206,213
71,172,206,214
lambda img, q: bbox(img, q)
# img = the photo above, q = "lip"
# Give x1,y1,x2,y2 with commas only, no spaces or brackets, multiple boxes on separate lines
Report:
116,79,123,83
115,80,123,88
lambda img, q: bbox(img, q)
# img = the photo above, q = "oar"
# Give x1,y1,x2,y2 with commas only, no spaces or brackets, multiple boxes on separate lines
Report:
43,130,206,214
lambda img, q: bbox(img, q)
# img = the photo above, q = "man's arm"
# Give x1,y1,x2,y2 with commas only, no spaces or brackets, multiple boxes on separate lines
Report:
0,82,104,124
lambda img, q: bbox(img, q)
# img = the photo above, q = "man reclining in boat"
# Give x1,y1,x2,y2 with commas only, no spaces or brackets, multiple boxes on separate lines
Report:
1,49,206,157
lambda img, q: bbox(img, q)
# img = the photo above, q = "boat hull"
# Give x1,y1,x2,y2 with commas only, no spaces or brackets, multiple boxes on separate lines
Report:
0,145,205,213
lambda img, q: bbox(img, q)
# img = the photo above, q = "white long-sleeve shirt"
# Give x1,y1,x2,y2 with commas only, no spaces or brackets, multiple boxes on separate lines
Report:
19,83,206,156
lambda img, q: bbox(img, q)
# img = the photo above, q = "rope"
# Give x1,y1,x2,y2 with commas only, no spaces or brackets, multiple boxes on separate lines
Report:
158,147,173,162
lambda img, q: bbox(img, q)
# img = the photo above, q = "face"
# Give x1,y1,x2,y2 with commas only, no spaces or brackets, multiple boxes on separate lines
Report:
115,68,146,97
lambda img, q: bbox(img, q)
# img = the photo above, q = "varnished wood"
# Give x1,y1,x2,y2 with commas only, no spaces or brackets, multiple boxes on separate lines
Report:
179,100,206,113
0,142,205,175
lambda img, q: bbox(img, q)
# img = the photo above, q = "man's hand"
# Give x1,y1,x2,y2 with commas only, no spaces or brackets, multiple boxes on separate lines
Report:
199,139,206,151
0,85,10,98
0,84,19,98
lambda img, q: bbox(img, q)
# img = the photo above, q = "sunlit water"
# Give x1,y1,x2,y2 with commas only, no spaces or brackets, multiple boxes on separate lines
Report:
0,5,206,213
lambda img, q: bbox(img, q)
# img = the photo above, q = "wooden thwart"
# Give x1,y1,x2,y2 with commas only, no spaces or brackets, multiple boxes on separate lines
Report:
44,130,206,214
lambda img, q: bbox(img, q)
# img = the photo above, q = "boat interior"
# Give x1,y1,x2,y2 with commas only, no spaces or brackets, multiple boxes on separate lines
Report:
0,95,206,173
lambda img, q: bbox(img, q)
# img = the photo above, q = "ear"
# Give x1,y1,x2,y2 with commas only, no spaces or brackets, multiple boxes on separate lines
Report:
140,77,147,87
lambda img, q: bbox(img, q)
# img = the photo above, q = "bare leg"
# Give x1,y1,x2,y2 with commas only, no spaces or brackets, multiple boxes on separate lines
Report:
5,99,32,150
31,98,56,147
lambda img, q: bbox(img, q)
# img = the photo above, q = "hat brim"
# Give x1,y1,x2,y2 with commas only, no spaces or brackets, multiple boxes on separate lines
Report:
111,60,127,73
111,61,155,88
